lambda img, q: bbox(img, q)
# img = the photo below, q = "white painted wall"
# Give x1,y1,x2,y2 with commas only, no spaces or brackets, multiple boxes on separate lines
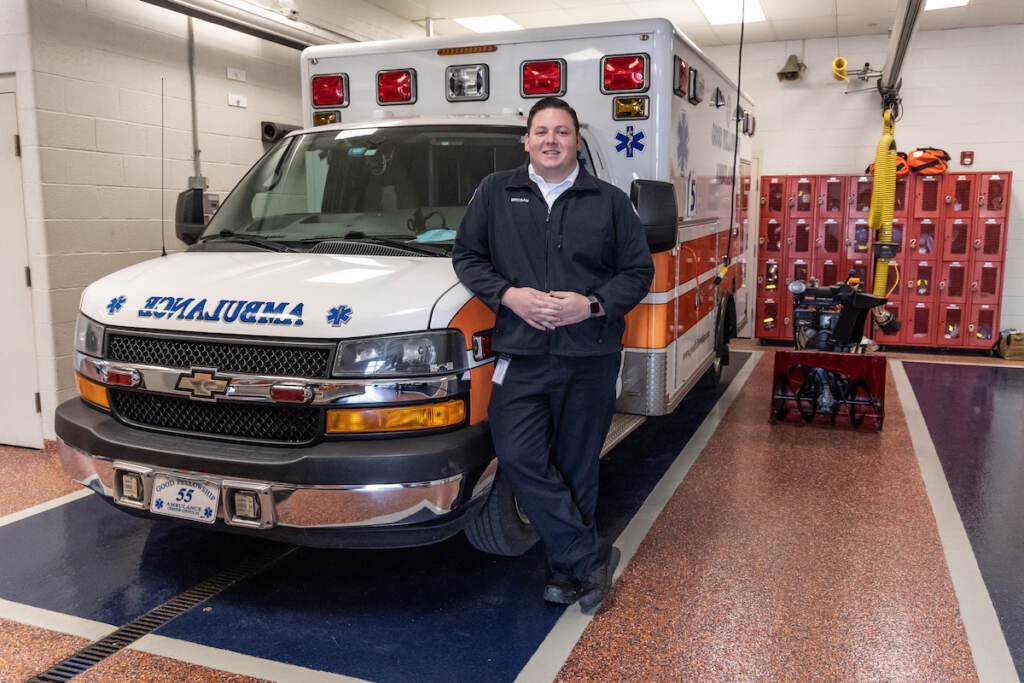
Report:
705,25,1024,331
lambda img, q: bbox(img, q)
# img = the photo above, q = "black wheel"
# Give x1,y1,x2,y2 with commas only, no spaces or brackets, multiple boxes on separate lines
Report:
846,378,879,429
464,469,538,556
697,355,722,388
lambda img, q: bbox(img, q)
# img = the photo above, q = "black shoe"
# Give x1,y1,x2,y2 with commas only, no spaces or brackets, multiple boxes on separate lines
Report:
543,572,580,604
579,546,620,615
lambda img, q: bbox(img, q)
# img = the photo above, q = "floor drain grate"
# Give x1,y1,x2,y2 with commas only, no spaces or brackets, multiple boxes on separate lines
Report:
27,547,292,682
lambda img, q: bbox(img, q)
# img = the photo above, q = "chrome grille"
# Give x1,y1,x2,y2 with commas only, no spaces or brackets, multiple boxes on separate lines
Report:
107,333,332,378
110,390,321,444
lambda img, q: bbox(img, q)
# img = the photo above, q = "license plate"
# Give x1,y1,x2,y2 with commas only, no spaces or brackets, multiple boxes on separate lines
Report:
150,475,220,524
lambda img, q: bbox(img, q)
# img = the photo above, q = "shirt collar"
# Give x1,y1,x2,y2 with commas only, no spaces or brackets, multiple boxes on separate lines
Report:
528,163,580,190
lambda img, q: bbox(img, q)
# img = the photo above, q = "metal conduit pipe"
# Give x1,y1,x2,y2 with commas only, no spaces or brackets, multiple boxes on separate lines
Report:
879,0,925,100
139,0,355,50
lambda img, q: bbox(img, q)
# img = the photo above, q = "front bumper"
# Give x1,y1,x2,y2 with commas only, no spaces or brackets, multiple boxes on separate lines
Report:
56,398,496,548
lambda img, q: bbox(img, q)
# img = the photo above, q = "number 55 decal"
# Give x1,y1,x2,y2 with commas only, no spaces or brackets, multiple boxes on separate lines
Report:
176,487,194,503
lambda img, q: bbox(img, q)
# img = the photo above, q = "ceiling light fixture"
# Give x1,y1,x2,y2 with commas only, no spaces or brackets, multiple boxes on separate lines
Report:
924,0,969,9
452,15,523,33
694,0,766,25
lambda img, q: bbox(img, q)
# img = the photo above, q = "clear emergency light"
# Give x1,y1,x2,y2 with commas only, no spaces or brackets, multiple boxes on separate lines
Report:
312,74,348,108
601,54,648,93
377,69,417,105
521,59,566,97
446,64,489,101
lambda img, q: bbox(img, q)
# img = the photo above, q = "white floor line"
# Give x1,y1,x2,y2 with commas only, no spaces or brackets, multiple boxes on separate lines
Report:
0,489,91,529
0,597,114,640
891,360,1019,683
0,595,371,682
134,634,371,683
516,351,763,683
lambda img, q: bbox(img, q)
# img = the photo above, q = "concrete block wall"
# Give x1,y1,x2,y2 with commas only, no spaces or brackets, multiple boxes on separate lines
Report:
26,0,309,437
705,25,1024,331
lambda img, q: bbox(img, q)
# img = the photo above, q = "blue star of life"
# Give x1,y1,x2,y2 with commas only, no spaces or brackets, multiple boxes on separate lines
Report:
327,305,354,326
615,126,646,158
204,507,213,519
107,296,126,314
154,499,163,509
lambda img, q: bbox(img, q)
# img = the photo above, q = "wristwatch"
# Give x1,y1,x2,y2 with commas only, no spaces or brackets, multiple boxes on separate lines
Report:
587,295,602,317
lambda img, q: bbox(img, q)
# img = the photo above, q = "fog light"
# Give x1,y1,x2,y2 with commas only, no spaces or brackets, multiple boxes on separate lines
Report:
232,490,261,521
121,472,143,502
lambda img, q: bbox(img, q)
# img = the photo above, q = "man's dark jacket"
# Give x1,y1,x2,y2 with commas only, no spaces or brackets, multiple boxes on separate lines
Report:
452,164,655,357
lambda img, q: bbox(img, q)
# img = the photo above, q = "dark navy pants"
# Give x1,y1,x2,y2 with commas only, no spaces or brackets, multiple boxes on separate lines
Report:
488,352,621,580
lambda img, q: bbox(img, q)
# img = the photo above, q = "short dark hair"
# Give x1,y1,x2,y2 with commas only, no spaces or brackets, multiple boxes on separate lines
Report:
526,97,579,134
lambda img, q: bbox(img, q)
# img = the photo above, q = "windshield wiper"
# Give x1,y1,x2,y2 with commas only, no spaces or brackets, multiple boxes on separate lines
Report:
199,230,294,252
297,232,449,256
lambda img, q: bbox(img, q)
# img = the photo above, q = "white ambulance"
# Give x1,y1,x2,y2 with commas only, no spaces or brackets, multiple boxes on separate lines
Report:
56,18,754,554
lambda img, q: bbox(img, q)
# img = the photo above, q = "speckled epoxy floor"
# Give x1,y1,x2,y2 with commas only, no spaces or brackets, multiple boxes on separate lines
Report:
1,340,1021,682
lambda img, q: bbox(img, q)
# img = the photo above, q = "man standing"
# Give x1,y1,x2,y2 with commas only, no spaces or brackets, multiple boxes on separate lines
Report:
453,97,654,613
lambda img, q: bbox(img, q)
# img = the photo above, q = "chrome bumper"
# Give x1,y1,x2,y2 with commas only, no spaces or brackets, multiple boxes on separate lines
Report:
58,438,497,530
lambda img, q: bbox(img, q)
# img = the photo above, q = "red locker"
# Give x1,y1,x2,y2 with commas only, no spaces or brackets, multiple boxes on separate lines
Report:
817,175,846,221
938,303,966,347
912,175,943,219
786,218,813,261
941,173,976,220
847,175,874,218
906,217,941,258
758,217,784,258
906,260,936,304
761,176,787,217
970,261,1003,304
977,173,1011,219
786,176,816,219
905,302,937,346
846,218,872,261
938,261,968,303
787,258,811,287
966,304,999,349
942,218,971,261
973,218,1006,262
756,296,784,339
756,257,782,296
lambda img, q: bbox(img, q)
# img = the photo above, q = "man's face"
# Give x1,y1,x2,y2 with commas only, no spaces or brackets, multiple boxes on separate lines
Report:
524,107,580,183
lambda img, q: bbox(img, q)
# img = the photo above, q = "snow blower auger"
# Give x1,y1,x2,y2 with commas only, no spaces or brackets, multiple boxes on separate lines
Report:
769,279,888,431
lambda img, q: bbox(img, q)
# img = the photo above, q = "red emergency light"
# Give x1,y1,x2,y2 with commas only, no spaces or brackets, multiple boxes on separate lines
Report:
601,54,648,93
673,56,688,98
377,69,417,105
311,74,347,108
521,59,565,97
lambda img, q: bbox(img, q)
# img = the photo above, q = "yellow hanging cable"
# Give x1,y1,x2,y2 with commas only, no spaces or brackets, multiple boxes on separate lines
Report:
868,109,896,298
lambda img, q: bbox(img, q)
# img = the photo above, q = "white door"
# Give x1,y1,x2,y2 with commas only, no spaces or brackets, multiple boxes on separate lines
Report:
0,88,43,448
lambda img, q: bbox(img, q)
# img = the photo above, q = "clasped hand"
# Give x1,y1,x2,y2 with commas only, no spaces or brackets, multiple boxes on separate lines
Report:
501,287,591,331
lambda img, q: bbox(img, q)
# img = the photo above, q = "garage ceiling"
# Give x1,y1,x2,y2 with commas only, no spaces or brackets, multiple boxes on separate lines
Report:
304,0,1024,46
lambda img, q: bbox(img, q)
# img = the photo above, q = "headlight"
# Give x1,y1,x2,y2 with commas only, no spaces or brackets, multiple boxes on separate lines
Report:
75,314,106,357
333,330,466,378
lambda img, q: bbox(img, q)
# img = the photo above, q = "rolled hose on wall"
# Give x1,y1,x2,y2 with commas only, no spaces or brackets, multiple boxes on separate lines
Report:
832,57,848,81
868,109,901,334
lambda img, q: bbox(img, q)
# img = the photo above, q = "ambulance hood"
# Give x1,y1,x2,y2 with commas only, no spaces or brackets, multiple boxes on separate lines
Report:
80,252,466,338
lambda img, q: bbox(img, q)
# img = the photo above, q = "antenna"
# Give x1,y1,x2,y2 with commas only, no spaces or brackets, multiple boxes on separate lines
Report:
160,77,167,257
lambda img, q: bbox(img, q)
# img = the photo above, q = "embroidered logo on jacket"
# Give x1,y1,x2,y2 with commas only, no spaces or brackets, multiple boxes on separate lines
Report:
510,197,530,203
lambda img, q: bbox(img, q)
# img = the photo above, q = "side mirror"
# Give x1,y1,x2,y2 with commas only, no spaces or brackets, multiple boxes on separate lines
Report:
630,179,677,253
175,188,205,245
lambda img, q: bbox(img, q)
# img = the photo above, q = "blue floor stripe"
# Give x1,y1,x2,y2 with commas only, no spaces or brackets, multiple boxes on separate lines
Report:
0,354,748,682
904,361,1024,679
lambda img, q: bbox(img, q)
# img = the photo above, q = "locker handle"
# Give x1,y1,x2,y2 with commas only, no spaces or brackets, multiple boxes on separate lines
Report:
971,281,978,293
909,238,917,249
938,280,946,291
817,196,824,205
758,236,765,245
786,238,792,246
788,197,795,208
968,323,976,333
760,196,766,206
974,238,982,251
978,194,985,206
944,195,952,205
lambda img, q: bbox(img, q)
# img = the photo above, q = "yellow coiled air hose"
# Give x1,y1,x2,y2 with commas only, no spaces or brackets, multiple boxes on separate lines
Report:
868,109,896,297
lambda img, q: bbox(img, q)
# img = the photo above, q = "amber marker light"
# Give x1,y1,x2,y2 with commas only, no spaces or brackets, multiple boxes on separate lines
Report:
77,374,110,409
326,399,466,434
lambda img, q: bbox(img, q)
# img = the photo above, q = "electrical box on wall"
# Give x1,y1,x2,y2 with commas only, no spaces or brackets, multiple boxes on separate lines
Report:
960,151,974,166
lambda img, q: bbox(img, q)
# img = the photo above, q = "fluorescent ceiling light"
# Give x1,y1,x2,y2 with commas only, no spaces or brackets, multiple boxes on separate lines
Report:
453,15,523,32
924,0,969,9
694,0,766,25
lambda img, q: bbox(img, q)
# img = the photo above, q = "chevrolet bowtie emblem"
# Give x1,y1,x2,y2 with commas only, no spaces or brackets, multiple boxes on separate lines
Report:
176,368,231,400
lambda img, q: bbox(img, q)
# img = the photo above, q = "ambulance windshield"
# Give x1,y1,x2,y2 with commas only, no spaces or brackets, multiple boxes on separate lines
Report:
201,125,533,251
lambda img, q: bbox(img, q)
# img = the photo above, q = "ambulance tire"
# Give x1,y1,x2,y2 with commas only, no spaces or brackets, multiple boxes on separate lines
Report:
465,469,539,556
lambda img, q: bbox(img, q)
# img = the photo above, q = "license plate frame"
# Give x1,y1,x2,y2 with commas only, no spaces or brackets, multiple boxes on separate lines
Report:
149,474,220,524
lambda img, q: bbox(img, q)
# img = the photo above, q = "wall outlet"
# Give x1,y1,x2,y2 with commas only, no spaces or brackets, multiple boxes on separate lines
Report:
226,67,246,82
228,93,247,108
